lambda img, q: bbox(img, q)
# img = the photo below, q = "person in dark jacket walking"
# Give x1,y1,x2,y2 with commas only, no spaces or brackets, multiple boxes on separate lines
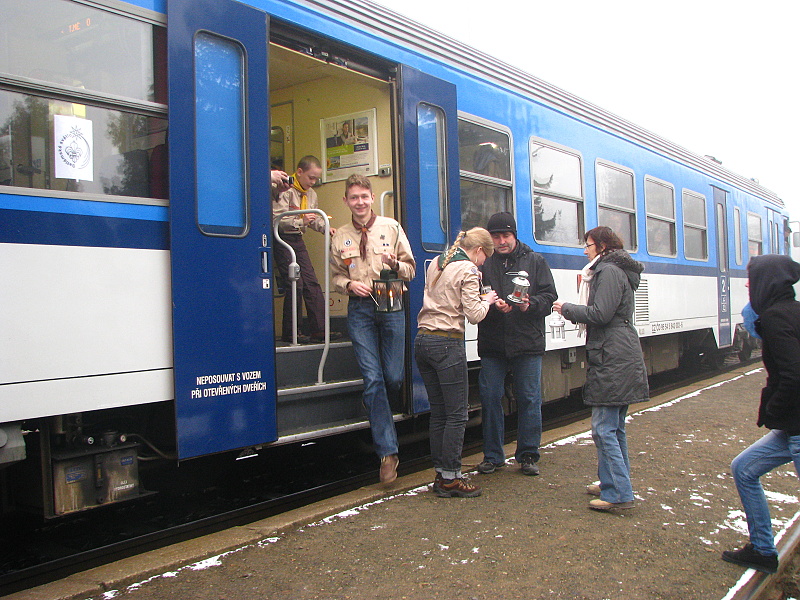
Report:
553,226,649,511
721,254,800,574
476,212,557,476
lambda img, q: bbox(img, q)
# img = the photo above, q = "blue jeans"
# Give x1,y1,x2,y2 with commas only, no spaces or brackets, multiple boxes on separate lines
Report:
415,334,468,479
347,297,405,458
731,430,800,556
478,354,543,464
592,405,633,504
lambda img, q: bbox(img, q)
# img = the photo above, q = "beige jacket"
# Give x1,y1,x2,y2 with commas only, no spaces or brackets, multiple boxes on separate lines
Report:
417,254,491,334
273,186,326,235
330,216,415,293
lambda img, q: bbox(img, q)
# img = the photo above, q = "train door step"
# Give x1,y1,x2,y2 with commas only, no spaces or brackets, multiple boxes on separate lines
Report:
275,341,361,388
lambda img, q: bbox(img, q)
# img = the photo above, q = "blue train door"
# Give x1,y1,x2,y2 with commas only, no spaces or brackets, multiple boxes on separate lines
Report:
168,0,277,459
399,65,461,413
713,187,732,347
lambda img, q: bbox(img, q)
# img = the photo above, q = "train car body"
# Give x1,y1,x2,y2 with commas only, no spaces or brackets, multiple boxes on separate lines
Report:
0,0,787,516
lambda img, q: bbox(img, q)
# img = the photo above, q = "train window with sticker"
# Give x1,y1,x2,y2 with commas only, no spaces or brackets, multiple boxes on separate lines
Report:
682,190,708,260
0,0,167,202
747,212,763,256
596,161,636,250
645,176,676,257
458,116,512,231
0,89,168,199
734,207,743,265
530,138,584,245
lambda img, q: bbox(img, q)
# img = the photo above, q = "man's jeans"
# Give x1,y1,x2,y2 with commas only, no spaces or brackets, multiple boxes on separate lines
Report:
591,405,633,504
347,297,405,458
478,354,543,464
415,334,468,479
731,429,800,556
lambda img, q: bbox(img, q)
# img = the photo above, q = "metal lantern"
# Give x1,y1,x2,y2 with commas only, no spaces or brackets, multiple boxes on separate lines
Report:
507,270,530,304
549,311,566,340
373,269,403,312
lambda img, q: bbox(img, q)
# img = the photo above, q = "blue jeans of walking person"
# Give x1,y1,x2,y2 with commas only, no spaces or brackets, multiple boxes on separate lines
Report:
478,354,543,464
592,405,634,504
731,429,800,557
347,297,405,458
415,334,468,479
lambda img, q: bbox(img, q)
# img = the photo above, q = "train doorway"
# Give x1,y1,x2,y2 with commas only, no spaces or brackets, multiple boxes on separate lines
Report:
713,187,732,347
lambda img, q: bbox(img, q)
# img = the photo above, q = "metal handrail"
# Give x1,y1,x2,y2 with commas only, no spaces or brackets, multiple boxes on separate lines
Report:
272,209,331,385
379,190,393,216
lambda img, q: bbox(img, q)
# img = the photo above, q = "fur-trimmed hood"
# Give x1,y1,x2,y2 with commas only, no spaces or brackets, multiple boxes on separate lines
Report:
595,249,644,291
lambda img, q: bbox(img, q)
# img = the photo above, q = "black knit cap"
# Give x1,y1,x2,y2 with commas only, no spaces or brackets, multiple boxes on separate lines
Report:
486,211,517,236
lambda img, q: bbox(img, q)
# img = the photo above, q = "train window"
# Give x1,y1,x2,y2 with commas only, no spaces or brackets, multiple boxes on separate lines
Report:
645,177,676,256
0,0,167,203
734,207,743,265
458,116,512,230
270,126,285,172
0,0,166,104
0,89,168,199
195,32,247,236
747,212,763,256
530,139,584,245
682,190,708,260
596,161,636,250
418,103,448,251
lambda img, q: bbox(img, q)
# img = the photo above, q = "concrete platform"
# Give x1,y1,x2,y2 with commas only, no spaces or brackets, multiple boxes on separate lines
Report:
11,365,800,600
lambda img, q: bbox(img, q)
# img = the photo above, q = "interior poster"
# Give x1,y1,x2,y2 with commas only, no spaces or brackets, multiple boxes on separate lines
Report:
321,109,377,182
54,114,94,181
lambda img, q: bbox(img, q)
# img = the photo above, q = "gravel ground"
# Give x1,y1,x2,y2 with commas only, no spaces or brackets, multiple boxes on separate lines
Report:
81,366,800,600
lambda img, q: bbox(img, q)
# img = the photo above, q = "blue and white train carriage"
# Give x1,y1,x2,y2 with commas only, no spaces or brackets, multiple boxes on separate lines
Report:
0,0,787,516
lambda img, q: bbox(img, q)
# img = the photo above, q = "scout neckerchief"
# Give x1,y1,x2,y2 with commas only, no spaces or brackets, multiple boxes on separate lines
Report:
352,211,377,260
292,176,308,210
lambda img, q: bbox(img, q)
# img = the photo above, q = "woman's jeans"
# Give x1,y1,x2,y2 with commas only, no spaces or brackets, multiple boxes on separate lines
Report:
731,429,800,556
591,405,634,504
414,334,468,479
347,297,405,458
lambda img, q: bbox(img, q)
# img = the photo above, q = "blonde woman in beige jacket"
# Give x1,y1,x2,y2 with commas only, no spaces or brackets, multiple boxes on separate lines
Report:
415,228,499,498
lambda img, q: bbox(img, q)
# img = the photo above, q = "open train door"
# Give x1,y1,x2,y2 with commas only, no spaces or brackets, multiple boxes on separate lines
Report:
398,65,461,414
168,0,277,459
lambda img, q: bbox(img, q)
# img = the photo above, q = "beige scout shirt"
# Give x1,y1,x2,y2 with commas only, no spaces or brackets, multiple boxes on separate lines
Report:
417,256,491,334
273,186,326,235
330,215,415,293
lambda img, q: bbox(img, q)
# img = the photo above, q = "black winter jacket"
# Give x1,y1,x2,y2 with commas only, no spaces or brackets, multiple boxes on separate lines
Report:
560,250,649,406
749,254,800,434
477,241,557,358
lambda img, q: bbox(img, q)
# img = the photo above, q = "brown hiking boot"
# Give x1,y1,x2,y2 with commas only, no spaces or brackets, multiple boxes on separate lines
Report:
433,477,482,498
379,454,398,484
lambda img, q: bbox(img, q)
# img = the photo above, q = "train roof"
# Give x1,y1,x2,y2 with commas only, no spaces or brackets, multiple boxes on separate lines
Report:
302,0,784,209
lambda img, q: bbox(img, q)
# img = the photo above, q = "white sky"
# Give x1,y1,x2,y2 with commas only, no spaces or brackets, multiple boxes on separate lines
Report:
372,0,800,219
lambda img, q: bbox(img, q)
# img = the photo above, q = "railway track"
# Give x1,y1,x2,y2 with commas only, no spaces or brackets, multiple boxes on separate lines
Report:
0,357,761,597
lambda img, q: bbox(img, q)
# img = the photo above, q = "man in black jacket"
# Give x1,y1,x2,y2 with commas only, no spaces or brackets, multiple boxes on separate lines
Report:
476,212,557,476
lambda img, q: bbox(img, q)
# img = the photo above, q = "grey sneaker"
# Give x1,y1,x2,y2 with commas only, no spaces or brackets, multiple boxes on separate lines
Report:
476,460,504,474
519,454,539,476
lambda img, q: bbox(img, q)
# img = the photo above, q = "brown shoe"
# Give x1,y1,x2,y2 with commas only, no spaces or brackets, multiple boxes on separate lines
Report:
433,477,482,498
586,484,601,496
589,498,634,511
379,454,398,484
